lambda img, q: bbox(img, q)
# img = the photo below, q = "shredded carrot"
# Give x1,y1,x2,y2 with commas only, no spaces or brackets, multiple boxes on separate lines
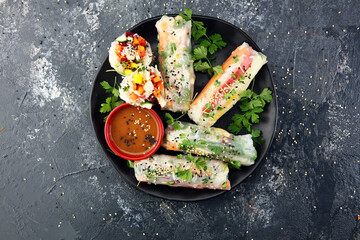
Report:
166,143,179,151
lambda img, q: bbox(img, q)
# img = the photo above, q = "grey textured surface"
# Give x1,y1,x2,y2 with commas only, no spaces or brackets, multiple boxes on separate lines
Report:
0,0,359,239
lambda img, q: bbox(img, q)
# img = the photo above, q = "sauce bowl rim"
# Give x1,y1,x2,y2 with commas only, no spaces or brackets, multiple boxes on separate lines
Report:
104,103,164,161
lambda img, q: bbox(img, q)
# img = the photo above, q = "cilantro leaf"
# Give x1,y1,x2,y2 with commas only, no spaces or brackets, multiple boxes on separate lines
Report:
192,46,208,60
184,8,192,19
100,81,113,92
208,34,226,54
200,40,211,48
240,89,254,99
209,34,226,48
208,43,218,55
185,154,195,162
126,160,134,168
195,157,207,170
228,161,241,170
228,122,241,135
172,121,181,131
193,27,207,42
251,112,259,123
251,129,264,146
228,113,252,134
214,79,221,87
204,112,214,118
213,65,224,76
259,88,273,103
202,178,210,184
233,55,239,63
112,87,120,97
165,112,174,124
224,93,231,100
111,95,122,109
176,169,193,182
179,139,194,151
194,60,211,72
165,112,186,129
179,133,187,139
251,129,261,138
100,97,112,113
205,103,213,110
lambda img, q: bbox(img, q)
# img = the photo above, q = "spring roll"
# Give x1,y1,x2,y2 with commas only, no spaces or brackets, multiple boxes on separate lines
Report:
162,121,257,166
109,32,153,75
188,42,267,127
119,66,166,108
134,154,230,190
155,15,195,112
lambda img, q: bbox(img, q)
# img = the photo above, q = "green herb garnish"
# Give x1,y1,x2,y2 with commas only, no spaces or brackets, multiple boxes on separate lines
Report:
179,139,194,151
179,9,226,76
214,79,221,87
228,160,241,170
195,157,207,170
165,112,186,130
175,168,193,182
233,55,239,63
99,77,124,122
126,160,134,168
227,88,273,145
185,153,195,162
205,103,213,111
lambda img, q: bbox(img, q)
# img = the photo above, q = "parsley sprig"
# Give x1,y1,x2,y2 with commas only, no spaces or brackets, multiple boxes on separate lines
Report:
175,168,193,182
227,88,273,145
179,9,226,76
99,77,124,122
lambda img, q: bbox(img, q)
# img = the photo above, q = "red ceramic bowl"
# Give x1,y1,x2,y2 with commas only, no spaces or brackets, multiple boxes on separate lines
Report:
104,103,164,161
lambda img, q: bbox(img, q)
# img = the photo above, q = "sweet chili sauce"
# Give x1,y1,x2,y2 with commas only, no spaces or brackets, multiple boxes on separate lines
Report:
110,105,159,155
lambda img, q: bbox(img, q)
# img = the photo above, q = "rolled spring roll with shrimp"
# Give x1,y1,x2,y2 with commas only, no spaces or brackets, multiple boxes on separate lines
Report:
134,154,230,190
109,32,153,75
155,15,195,112
162,121,257,166
188,42,267,127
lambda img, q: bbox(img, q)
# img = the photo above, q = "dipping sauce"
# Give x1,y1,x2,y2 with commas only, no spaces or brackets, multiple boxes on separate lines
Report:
108,104,161,157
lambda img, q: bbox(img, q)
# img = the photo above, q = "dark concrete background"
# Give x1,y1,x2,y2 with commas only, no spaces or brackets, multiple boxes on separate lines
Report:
0,0,359,239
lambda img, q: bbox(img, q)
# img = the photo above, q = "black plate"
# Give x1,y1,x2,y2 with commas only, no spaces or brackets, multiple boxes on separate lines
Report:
90,15,278,201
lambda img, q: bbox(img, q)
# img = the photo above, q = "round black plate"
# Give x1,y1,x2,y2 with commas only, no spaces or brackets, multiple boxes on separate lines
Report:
90,15,278,201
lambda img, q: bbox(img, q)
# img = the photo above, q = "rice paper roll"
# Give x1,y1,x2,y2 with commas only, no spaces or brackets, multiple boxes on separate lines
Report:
109,32,153,75
119,66,166,108
155,15,195,112
162,121,257,166
134,154,230,190
188,42,267,127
